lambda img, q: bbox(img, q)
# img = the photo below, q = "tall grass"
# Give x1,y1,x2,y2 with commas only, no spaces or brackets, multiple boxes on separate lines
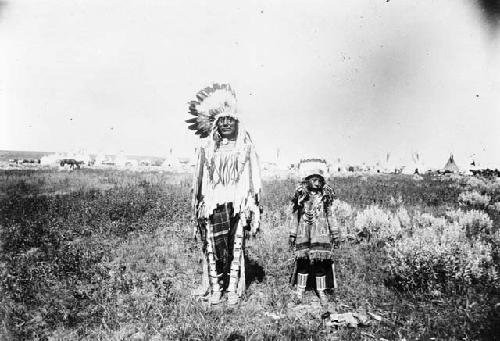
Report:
1,171,499,340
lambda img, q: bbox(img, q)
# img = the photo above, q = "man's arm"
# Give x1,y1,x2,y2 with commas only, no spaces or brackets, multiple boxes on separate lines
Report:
246,144,262,236
191,147,205,237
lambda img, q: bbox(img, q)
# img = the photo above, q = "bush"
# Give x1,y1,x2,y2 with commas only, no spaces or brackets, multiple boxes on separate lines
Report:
385,214,498,293
446,209,493,239
463,176,500,193
389,194,403,207
488,202,500,213
462,176,489,192
395,207,411,229
353,205,402,243
331,199,354,221
331,199,354,237
458,190,491,208
413,212,447,232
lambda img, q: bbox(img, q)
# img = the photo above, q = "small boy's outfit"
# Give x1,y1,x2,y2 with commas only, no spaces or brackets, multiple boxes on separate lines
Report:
289,169,338,305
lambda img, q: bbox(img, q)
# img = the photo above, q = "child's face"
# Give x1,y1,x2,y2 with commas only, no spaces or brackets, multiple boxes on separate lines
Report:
308,175,323,191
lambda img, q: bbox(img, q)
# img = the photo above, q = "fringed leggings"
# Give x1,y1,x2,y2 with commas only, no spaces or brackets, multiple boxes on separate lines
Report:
206,203,244,293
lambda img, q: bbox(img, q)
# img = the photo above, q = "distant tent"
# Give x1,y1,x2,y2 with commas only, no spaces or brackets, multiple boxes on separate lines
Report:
115,152,127,167
162,148,182,171
393,153,413,174
114,154,127,167
411,152,426,174
383,152,398,173
443,154,460,173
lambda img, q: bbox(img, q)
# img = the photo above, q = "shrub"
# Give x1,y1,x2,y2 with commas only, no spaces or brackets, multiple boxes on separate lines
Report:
458,190,490,208
353,205,402,243
331,199,354,221
389,194,403,207
462,176,489,192
488,202,500,213
385,221,498,293
413,212,447,232
446,209,493,239
331,199,354,237
395,207,411,229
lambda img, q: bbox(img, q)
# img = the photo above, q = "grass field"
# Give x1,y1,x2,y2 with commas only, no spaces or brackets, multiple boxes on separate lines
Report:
1,169,499,340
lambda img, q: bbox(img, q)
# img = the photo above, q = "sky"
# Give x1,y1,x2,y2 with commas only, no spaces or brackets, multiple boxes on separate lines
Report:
1,0,499,169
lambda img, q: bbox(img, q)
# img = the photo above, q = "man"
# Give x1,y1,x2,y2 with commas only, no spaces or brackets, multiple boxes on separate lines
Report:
288,159,339,306
187,83,261,305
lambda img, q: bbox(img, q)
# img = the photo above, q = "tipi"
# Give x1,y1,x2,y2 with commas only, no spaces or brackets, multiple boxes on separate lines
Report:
162,148,181,171
411,152,426,174
383,152,396,173
443,154,460,173
115,152,128,167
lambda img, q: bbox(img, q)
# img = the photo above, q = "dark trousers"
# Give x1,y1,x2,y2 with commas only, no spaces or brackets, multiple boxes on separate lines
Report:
296,259,329,277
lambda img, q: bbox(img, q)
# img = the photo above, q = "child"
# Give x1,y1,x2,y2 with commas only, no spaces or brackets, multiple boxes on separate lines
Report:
289,162,339,305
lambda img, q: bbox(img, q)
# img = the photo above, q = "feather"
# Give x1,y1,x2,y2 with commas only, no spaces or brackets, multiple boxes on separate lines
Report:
186,83,238,138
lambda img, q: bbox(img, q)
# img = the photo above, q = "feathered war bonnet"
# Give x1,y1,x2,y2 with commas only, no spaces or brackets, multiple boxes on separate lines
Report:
186,83,258,189
186,83,240,141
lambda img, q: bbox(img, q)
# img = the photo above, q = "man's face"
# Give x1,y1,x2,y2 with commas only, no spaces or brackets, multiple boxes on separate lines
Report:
308,175,323,191
217,116,238,139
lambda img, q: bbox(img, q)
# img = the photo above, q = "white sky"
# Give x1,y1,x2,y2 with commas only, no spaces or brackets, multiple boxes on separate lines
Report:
1,0,499,168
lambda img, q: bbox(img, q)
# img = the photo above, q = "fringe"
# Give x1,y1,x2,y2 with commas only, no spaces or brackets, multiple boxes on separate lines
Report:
207,145,250,186
309,251,335,261
295,250,310,259
294,249,335,261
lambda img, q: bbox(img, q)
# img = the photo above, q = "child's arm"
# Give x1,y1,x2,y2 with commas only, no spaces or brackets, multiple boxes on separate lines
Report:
288,207,299,248
288,186,303,247
289,205,299,235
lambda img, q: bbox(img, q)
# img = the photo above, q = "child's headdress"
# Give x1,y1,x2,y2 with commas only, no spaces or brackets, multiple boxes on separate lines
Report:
298,158,329,180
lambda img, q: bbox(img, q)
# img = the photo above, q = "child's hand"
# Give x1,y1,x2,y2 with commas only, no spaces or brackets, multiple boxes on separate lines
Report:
330,231,340,248
288,235,296,249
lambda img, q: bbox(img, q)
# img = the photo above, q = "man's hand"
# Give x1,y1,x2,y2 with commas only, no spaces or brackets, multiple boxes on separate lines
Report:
246,202,261,237
191,216,198,240
288,235,296,249
192,217,207,243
